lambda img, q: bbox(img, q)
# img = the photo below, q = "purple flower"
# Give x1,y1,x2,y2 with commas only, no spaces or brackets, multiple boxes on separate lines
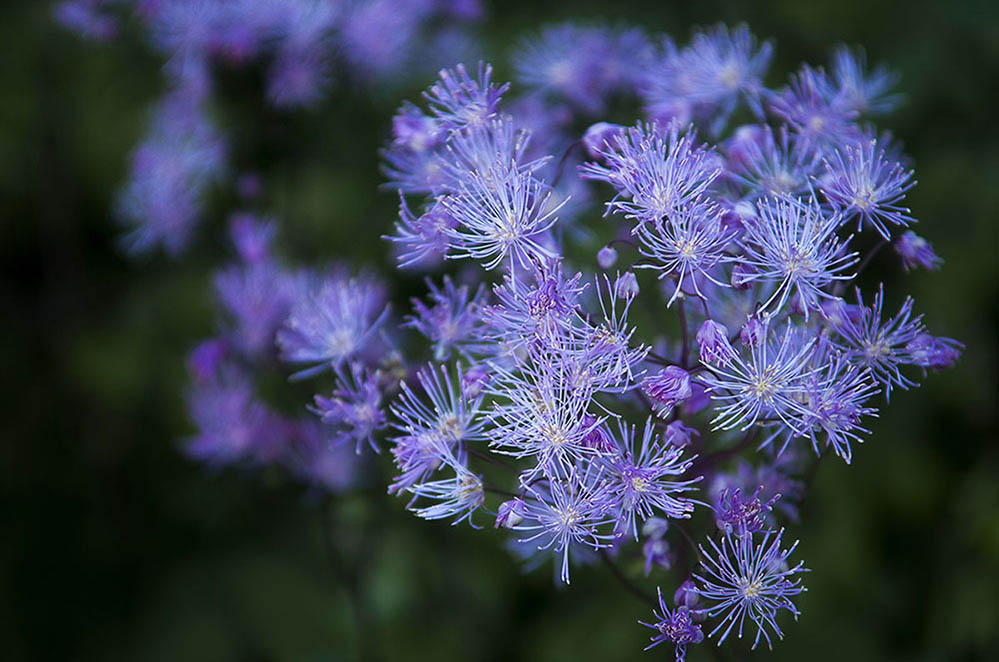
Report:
115,95,226,256
424,62,508,131
440,166,564,270
829,45,900,116
795,352,879,463
513,467,617,583
214,261,297,358
582,122,721,225
726,125,820,198
54,1,118,42
311,363,387,454
697,319,736,365
642,24,773,135
769,66,859,147
633,201,735,306
229,213,275,264
406,276,488,360
643,366,693,415
820,136,915,239
277,269,389,378
583,122,626,159
407,463,485,527
184,370,283,467
513,25,619,114
389,364,487,492
614,271,640,300
639,588,704,659
495,498,529,529
740,317,764,347
283,420,360,494
387,197,457,267
714,487,779,536
674,579,700,608
643,537,672,575
701,321,818,433
826,284,925,398
739,194,857,316
187,339,227,384
894,230,942,271
695,529,808,649
603,420,698,539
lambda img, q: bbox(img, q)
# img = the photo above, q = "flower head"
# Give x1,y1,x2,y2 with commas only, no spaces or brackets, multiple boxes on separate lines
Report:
695,529,808,649
639,587,704,659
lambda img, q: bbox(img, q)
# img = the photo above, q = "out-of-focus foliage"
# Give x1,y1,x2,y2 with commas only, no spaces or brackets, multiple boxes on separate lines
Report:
1,1,996,661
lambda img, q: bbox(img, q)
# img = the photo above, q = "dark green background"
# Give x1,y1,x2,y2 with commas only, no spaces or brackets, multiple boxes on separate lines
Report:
2,1,997,660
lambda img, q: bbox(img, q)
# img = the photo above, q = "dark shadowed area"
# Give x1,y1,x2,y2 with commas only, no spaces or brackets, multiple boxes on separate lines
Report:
1,1,997,660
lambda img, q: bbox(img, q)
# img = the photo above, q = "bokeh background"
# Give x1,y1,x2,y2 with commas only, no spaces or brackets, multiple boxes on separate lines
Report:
2,1,997,660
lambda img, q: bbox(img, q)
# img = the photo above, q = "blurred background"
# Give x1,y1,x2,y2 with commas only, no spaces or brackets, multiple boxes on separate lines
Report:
2,1,997,660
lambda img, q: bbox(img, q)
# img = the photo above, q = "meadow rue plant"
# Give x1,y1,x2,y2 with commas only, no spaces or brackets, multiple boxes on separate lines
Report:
64,7,963,657
371,23,960,658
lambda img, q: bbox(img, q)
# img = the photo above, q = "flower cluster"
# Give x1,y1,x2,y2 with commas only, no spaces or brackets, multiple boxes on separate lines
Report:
69,8,963,658
57,0,485,256
372,22,959,659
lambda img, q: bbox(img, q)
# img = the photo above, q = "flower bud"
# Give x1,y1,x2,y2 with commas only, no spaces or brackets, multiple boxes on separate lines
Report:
615,271,640,300
495,498,527,529
663,420,699,449
740,317,764,347
905,333,962,370
697,320,736,364
673,579,700,609
582,122,625,158
730,262,754,289
461,364,490,398
642,366,692,414
642,517,669,540
895,230,942,271
643,537,672,575
597,245,618,270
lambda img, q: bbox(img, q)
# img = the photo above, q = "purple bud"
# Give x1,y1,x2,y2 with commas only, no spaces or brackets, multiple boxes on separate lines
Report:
495,498,528,528
696,320,736,365
642,517,669,540
673,579,700,609
663,420,699,449
905,333,962,370
895,231,942,271
582,121,625,158
730,262,755,289
740,317,764,347
461,364,491,398
597,245,618,270
581,415,616,453
642,537,672,575
643,366,692,414
615,271,639,300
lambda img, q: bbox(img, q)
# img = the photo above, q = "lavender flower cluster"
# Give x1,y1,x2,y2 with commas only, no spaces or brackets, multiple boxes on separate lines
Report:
359,24,958,657
57,0,483,256
68,8,963,656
